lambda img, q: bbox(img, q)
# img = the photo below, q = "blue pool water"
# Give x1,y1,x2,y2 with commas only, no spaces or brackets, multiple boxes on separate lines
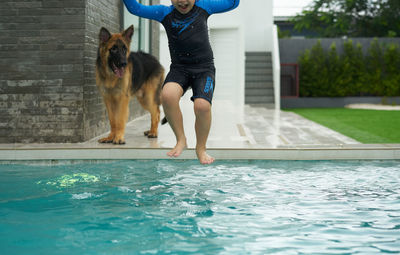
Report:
0,160,399,254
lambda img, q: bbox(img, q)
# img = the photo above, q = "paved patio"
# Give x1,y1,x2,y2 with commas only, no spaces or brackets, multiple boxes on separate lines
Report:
1,96,399,161
105,100,360,150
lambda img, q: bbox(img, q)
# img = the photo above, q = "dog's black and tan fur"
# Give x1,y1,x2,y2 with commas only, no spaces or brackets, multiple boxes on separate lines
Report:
96,25,165,144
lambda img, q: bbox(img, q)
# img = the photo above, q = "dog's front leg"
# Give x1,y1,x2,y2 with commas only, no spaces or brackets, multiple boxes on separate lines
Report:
98,96,117,143
112,94,130,144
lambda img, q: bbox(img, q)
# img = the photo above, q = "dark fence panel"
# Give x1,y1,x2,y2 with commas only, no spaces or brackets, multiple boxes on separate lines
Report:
281,64,299,98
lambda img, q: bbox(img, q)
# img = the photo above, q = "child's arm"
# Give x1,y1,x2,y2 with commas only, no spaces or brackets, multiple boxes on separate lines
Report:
122,0,172,22
197,0,240,15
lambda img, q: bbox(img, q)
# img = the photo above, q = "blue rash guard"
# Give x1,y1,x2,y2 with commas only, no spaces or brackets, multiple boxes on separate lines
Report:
123,0,240,103
123,0,239,65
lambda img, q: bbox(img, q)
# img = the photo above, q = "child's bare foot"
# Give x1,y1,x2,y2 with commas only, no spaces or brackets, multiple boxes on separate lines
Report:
167,139,187,158
196,148,214,164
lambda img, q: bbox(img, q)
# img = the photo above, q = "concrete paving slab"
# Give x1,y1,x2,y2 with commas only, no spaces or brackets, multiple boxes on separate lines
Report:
1,97,399,161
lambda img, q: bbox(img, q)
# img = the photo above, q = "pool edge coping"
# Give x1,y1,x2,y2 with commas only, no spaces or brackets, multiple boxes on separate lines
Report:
1,145,400,161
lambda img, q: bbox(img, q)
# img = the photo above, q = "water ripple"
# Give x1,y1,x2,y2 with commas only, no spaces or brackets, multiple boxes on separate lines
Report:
0,160,399,254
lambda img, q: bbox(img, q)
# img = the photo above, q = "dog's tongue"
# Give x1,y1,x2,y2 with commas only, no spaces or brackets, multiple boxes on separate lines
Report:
114,67,124,78
111,62,124,78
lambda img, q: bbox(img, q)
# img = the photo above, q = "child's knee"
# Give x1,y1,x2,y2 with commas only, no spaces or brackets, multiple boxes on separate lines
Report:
161,83,182,106
194,98,211,115
161,89,176,106
160,90,170,105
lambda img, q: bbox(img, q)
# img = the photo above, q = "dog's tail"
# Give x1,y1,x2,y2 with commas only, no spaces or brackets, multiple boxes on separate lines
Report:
161,117,168,125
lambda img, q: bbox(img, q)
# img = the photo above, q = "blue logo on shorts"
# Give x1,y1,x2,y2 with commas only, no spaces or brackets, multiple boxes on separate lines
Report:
204,76,214,94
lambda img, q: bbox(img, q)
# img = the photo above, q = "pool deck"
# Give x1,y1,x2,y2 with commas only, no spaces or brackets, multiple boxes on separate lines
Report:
1,98,399,161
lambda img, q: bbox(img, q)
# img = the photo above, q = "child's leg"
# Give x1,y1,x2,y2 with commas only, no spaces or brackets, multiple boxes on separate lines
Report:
161,82,187,157
194,98,214,164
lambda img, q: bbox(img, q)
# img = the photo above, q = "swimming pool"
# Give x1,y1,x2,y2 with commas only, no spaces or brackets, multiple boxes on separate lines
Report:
0,160,399,254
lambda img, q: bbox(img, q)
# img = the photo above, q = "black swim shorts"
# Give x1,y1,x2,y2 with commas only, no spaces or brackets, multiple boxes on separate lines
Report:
164,63,216,104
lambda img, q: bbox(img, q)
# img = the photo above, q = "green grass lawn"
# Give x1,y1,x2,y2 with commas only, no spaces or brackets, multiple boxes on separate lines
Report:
286,108,400,144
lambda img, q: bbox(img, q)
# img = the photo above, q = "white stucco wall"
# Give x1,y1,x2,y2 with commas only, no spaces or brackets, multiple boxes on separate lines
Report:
209,0,273,52
241,0,273,52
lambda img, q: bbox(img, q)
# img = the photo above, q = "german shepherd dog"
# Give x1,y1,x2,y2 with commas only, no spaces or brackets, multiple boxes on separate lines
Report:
96,25,165,144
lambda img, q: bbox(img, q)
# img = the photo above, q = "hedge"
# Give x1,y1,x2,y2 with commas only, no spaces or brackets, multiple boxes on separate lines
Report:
298,39,400,97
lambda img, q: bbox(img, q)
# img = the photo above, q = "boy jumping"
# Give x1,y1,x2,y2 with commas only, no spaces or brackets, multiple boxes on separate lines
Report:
122,0,240,164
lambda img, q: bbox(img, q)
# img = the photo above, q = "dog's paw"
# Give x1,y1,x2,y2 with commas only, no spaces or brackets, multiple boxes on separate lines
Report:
98,137,113,143
144,130,157,138
113,139,126,145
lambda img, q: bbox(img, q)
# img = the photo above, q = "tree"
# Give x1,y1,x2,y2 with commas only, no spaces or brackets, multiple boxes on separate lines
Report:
341,40,365,96
298,40,330,96
292,0,400,37
366,39,384,95
382,43,400,96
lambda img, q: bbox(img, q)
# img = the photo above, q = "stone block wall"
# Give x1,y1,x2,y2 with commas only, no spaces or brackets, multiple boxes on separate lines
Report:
0,0,157,143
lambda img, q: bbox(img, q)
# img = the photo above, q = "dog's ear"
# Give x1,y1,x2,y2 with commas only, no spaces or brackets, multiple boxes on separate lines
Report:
122,25,134,42
99,27,112,44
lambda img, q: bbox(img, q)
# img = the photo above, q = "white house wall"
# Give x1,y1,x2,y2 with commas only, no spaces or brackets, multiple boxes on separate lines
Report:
209,0,273,52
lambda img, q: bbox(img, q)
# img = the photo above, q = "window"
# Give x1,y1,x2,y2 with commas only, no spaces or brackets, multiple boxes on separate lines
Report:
123,0,151,52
